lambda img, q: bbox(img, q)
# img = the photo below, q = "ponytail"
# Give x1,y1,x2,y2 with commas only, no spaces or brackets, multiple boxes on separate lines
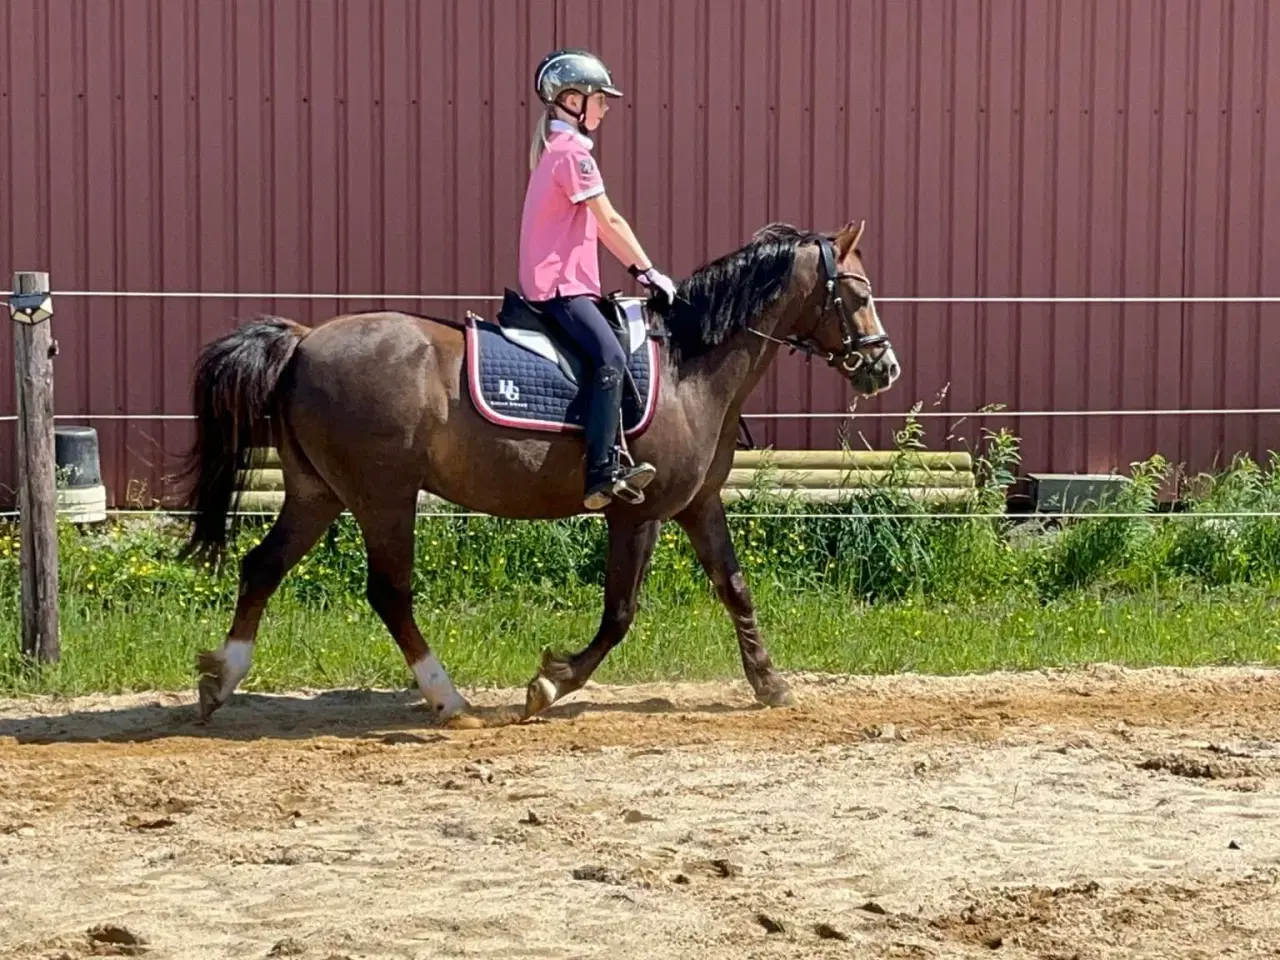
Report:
528,109,553,171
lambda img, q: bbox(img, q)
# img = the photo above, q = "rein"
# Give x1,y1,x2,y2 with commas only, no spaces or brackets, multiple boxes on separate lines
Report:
748,236,892,375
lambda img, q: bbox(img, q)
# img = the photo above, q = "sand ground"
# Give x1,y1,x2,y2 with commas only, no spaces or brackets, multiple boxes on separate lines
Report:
2,665,1279,959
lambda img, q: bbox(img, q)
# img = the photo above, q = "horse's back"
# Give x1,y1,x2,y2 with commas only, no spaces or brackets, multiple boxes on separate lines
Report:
281,310,460,454
298,309,454,357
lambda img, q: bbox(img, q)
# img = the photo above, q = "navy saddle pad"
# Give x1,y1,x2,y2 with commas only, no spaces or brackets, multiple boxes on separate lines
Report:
464,295,660,437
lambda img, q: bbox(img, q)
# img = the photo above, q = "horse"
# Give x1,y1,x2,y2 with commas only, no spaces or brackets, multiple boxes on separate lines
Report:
177,219,901,727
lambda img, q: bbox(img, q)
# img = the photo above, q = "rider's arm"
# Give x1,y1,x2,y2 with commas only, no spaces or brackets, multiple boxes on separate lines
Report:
554,149,672,297
586,192,652,273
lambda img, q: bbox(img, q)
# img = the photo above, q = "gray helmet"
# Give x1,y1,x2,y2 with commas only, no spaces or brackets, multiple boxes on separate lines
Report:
534,49,623,107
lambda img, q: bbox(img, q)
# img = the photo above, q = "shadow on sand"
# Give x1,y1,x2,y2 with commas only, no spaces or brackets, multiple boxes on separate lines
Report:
0,685,767,746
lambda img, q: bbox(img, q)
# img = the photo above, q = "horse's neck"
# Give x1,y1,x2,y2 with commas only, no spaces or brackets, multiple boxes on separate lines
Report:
671,299,796,437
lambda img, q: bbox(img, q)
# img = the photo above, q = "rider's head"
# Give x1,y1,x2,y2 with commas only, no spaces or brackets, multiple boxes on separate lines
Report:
529,49,622,169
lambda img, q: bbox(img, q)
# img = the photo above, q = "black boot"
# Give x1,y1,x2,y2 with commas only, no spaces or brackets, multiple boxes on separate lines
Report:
583,364,656,510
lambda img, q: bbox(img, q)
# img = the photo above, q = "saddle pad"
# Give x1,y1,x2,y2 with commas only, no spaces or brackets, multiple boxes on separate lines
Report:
465,317,660,437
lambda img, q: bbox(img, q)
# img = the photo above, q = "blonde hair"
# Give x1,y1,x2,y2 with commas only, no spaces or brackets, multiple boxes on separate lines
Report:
528,108,553,171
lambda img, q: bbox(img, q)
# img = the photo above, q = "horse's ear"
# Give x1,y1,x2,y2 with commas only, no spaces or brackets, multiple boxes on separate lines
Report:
836,219,866,258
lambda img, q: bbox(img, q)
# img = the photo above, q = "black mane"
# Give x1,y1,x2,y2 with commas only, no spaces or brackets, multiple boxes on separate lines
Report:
665,222,823,365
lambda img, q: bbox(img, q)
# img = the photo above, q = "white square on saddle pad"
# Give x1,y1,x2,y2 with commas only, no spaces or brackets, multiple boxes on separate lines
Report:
618,298,648,354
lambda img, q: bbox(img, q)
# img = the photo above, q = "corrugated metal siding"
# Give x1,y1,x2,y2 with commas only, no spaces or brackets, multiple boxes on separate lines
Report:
3,0,1279,508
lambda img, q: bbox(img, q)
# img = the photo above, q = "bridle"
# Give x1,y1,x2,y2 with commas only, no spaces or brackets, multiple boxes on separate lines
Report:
749,236,893,376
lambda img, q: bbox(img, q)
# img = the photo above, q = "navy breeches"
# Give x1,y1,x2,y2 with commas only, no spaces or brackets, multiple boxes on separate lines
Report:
540,295,626,374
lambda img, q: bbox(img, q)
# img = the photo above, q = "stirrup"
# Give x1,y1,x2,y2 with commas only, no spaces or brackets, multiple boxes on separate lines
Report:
583,461,656,510
610,477,647,506
615,436,656,494
617,461,656,494
583,476,644,510
583,483,622,511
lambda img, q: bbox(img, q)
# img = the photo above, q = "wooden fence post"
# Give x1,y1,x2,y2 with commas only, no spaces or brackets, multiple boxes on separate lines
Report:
9,271,60,664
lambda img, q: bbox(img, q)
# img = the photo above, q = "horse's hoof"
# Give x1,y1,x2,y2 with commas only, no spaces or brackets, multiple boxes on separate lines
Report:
765,688,797,708
523,675,558,719
443,712,488,730
431,693,480,726
196,677,223,723
754,677,796,709
195,650,224,723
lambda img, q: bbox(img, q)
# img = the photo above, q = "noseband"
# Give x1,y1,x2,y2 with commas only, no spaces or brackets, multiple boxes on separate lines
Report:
751,236,893,375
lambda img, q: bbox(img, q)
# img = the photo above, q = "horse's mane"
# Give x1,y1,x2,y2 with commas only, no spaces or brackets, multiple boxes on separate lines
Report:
666,222,824,365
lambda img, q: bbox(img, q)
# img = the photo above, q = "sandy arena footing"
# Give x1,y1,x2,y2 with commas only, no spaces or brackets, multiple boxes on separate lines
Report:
2,665,1279,959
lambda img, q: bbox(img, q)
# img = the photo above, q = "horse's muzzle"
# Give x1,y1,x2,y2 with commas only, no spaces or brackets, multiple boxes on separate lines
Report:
848,345,901,397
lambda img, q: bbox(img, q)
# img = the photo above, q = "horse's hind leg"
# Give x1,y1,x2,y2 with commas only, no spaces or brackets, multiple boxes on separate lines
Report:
197,492,342,721
350,497,471,724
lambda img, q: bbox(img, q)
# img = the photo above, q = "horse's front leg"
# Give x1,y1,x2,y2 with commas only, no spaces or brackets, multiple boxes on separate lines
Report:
675,493,794,708
523,516,662,718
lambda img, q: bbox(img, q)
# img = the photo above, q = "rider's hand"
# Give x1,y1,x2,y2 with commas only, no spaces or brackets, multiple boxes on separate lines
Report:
630,265,678,308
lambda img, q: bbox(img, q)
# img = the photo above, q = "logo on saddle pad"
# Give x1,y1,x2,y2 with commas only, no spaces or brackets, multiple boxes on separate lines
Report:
495,378,524,407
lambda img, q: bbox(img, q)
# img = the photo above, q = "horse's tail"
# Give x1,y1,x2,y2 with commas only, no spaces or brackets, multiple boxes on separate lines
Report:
177,315,311,563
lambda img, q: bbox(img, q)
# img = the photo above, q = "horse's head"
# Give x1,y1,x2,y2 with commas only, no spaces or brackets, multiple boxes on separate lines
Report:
793,221,900,397
663,220,901,398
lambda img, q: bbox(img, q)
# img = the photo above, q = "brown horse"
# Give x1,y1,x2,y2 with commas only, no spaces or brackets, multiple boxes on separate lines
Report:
178,220,900,726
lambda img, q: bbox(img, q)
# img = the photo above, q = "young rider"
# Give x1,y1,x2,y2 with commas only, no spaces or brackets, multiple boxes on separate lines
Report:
519,48,678,511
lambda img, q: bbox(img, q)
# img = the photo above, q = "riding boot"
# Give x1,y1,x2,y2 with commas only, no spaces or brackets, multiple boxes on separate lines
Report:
583,364,657,510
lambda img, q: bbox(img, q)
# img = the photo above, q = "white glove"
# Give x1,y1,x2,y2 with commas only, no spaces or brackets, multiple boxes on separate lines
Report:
632,265,678,306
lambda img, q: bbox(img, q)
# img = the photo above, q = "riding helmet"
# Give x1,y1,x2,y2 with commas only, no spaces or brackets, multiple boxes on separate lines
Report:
534,49,623,106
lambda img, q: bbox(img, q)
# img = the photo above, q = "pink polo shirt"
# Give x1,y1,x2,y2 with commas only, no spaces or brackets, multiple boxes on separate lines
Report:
518,120,606,301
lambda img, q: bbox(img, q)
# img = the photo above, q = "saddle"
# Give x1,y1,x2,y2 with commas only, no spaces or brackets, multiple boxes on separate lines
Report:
492,288,657,387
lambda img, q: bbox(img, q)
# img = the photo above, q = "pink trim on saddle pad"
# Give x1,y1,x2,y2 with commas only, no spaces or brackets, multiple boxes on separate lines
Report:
464,316,660,439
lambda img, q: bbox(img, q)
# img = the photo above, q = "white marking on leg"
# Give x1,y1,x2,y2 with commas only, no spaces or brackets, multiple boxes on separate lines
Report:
219,639,254,701
413,653,466,719
530,675,557,711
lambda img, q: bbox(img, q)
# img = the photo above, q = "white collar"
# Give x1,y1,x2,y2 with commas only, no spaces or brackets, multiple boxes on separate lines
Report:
549,118,594,150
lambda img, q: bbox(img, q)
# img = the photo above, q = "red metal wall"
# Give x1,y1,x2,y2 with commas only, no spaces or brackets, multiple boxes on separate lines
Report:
3,0,1279,508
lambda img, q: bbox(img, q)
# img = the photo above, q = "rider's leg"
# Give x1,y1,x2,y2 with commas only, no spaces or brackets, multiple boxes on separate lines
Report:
543,296,656,509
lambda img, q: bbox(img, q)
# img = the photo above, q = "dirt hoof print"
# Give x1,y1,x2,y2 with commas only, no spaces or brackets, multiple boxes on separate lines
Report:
814,922,850,941
1137,752,1262,781
756,913,792,935
86,924,149,956
572,864,626,885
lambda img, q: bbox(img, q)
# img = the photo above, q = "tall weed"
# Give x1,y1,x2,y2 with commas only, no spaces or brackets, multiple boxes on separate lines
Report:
2,431,1278,618
1032,456,1167,600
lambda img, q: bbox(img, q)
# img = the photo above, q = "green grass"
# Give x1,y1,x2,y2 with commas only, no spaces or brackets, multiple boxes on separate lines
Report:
2,583,1278,699
3,430,1280,698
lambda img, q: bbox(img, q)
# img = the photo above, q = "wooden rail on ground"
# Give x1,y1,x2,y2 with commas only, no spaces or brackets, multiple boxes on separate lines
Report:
234,447,978,512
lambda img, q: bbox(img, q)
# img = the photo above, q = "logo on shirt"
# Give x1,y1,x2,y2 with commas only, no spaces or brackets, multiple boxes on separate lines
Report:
578,156,596,177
